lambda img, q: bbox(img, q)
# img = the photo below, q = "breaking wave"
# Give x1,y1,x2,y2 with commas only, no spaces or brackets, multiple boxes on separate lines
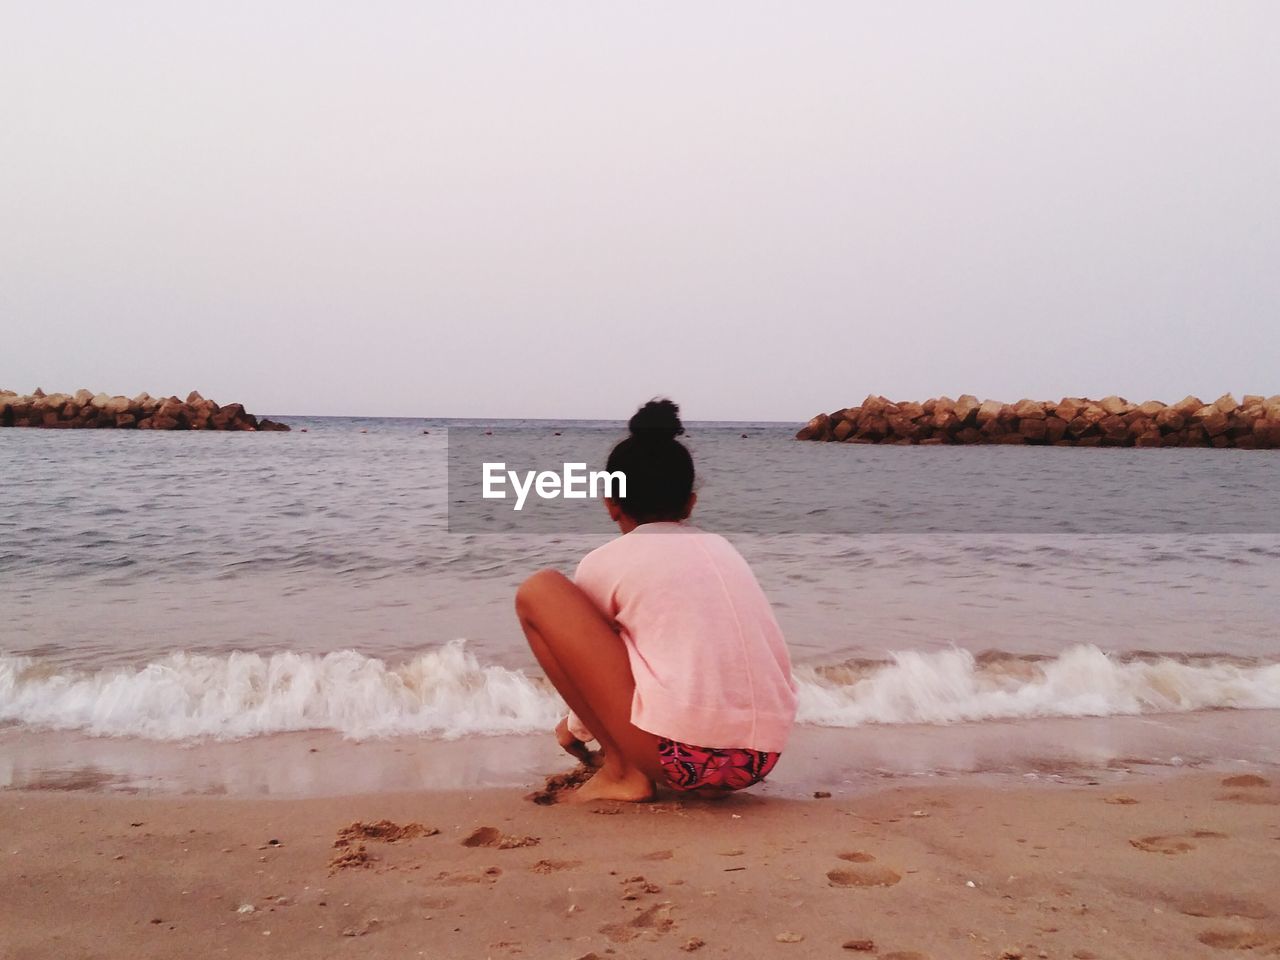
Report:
1,640,1277,741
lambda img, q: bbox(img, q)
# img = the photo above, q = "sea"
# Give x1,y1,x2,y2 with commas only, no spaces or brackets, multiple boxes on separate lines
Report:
2,417,1278,793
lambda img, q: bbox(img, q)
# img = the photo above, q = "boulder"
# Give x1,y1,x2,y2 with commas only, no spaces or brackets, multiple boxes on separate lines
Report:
104,396,131,416
954,395,981,425
932,410,961,434
1213,393,1238,414
1055,398,1085,422
979,417,1009,439
1155,408,1185,432
1253,420,1280,449
1019,418,1047,441
1128,416,1155,437
1066,416,1098,439
857,414,889,441
887,415,924,441
258,418,291,432
796,413,831,441
1172,395,1204,417
1123,409,1156,428
1227,413,1255,438
1099,395,1132,416
861,395,887,416
1136,400,1166,417
90,392,111,410
832,419,854,442
1099,415,1132,442
1044,416,1069,443
1200,409,1230,437
74,389,94,405
1013,398,1045,420
186,390,205,405
975,400,1004,425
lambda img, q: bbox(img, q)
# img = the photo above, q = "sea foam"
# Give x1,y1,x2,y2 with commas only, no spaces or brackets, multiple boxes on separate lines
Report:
0,641,1277,741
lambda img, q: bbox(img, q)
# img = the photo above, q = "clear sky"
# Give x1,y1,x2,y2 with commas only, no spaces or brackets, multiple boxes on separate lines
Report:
4,2,1277,421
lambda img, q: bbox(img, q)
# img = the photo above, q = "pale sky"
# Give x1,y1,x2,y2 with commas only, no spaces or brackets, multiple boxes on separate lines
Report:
3,2,1277,421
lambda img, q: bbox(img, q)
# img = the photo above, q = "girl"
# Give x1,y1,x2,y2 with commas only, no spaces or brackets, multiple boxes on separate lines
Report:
515,399,797,803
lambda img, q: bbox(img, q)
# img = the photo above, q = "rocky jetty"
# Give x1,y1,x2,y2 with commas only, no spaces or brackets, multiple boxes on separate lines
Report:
796,394,1280,448
0,389,289,431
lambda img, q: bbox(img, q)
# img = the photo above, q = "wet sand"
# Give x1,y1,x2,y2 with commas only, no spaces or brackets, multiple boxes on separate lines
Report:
4,709,1279,797
2,770,1278,959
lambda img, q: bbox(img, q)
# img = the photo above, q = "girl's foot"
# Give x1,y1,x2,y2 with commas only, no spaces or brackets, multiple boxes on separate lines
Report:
566,766,655,804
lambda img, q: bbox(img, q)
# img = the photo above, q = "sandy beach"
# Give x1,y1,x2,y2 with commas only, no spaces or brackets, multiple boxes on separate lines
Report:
3,767,1277,960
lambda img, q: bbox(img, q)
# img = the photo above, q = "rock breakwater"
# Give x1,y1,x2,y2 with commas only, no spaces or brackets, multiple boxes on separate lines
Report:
796,394,1280,448
0,389,289,431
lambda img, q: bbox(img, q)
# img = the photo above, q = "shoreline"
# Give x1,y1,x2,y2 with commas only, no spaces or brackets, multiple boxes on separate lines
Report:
3,769,1277,958
3,709,1278,799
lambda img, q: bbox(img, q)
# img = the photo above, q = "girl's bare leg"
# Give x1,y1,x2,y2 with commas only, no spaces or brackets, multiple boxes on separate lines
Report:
515,570,663,802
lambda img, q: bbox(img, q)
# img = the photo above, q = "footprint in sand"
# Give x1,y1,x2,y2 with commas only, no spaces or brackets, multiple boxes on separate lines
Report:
530,858,581,874
836,851,876,863
461,826,540,849
1174,893,1272,920
1221,775,1271,788
433,868,502,885
1130,831,1227,854
827,857,902,888
1216,776,1279,806
1198,928,1280,951
1217,792,1280,806
599,901,676,943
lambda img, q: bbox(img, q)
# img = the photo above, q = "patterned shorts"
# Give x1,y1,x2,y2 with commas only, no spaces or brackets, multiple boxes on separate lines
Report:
656,738,780,792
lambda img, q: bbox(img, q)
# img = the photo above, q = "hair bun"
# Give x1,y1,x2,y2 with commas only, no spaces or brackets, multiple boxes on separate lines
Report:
628,398,685,442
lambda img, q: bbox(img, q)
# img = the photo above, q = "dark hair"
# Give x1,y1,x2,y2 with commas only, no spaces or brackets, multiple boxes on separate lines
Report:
605,399,695,523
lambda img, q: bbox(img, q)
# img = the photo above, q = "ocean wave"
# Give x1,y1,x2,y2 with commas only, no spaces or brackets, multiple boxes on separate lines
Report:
0,641,562,741
1,642,1277,741
796,645,1280,725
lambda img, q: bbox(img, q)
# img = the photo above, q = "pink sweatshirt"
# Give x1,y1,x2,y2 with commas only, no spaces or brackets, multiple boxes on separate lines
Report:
566,522,797,754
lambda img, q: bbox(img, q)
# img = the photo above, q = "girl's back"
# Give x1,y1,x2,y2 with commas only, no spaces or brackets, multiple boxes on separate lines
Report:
575,522,797,754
